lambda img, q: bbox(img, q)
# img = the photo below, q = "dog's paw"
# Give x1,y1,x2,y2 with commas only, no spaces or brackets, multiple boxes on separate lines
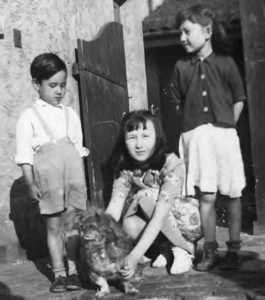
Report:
95,276,110,297
124,282,139,295
95,286,110,298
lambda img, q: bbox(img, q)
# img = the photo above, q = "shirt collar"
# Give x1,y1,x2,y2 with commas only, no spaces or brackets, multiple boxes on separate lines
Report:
35,98,64,109
191,51,215,65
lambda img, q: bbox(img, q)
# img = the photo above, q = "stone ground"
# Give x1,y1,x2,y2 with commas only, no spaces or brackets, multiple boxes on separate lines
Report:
0,228,265,300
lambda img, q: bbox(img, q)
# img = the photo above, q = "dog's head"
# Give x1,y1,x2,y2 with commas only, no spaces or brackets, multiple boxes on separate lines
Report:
79,208,108,243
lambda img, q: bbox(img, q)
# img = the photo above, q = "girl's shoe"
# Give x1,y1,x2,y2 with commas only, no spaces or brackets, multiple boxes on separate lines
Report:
219,251,241,271
138,255,152,265
152,254,167,268
219,240,241,270
195,241,219,272
170,247,194,274
50,276,67,293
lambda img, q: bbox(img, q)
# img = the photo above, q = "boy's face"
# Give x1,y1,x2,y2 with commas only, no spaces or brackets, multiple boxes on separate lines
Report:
179,20,211,54
34,70,67,106
125,120,156,162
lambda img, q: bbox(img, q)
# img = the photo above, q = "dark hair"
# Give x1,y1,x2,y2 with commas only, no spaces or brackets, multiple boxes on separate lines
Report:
109,110,169,176
30,53,67,83
176,4,230,54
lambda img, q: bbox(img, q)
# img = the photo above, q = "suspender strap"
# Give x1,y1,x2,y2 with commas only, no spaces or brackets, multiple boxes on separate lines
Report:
31,104,69,141
63,106,69,139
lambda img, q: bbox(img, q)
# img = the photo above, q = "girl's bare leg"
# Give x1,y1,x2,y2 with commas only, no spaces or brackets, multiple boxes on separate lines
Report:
200,192,216,242
219,197,242,270
225,197,241,241
122,215,146,240
196,192,219,271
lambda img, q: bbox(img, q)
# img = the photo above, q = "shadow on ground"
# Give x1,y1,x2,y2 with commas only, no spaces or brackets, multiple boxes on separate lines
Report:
9,177,48,260
0,282,25,300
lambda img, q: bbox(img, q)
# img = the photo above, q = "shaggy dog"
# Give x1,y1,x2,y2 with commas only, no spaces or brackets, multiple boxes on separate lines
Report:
78,208,139,297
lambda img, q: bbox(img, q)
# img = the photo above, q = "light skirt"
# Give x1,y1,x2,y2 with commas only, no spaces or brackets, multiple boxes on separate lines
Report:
179,124,246,198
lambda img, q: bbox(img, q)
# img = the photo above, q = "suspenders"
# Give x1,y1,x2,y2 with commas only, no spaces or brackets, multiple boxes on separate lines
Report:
31,104,69,143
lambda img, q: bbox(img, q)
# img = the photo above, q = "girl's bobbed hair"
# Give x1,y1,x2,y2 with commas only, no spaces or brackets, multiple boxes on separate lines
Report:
30,52,67,83
109,110,169,176
176,4,230,54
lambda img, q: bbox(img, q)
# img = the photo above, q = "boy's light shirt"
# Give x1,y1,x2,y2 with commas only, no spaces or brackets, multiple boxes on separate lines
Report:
15,98,89,165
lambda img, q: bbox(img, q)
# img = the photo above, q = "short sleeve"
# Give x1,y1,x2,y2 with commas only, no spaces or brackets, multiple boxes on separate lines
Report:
110,170,132,203
226,57,246,103
157,154,185,206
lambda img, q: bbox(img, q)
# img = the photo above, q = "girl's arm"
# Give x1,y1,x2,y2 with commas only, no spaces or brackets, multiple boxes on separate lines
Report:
123,155,185,278
122,200,171,278
234,101,244,124
106,173,131,222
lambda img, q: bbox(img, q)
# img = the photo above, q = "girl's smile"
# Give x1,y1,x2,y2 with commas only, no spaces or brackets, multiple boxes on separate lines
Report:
125,120,156,162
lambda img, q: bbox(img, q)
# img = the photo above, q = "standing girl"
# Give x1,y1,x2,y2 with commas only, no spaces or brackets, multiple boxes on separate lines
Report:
170,4,246,271
15,53,88,292
106,110,201,278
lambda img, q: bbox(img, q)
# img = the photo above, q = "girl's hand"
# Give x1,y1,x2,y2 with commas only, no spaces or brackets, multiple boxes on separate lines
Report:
121,253,138,279
28,185,41,203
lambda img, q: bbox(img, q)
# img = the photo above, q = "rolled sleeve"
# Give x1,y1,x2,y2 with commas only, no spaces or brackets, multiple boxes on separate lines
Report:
68,108,89,157
15,113,34,165
169,63,182,109
226,57,247,103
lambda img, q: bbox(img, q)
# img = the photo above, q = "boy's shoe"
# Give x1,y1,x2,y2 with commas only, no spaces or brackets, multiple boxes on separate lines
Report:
170,247,194,274
50,276,67,293
66,274,82,291
195,241,219,272
152,254,167,268
219,251,241,271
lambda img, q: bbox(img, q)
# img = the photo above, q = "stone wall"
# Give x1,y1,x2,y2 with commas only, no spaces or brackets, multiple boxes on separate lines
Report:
120,0,148,110
0,0,115,248
0,0,148,255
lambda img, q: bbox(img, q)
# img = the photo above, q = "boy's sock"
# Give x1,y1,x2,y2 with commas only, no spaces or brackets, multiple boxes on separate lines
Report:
53,264,66,278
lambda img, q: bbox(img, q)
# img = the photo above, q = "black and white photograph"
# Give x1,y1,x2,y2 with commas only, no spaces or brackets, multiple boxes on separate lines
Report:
0,0,264,299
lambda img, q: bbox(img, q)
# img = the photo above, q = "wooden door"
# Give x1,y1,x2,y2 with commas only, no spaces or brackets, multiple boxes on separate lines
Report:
240,0,265,233
74,22,129,207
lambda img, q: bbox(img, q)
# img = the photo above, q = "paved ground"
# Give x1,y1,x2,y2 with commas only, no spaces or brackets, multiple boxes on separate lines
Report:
1,228,265,300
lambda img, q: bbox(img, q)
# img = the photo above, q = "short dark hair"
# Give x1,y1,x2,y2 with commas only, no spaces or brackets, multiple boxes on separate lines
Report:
176,4,229,54
30,53,67,83
109,110,169,176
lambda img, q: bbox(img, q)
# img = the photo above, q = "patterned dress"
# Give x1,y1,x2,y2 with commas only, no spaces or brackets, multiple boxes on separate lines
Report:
110,153,202,254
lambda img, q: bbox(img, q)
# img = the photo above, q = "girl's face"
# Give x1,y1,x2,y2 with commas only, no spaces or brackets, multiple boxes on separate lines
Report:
125,119,156,163
34,70,67,106
179,20,211,54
